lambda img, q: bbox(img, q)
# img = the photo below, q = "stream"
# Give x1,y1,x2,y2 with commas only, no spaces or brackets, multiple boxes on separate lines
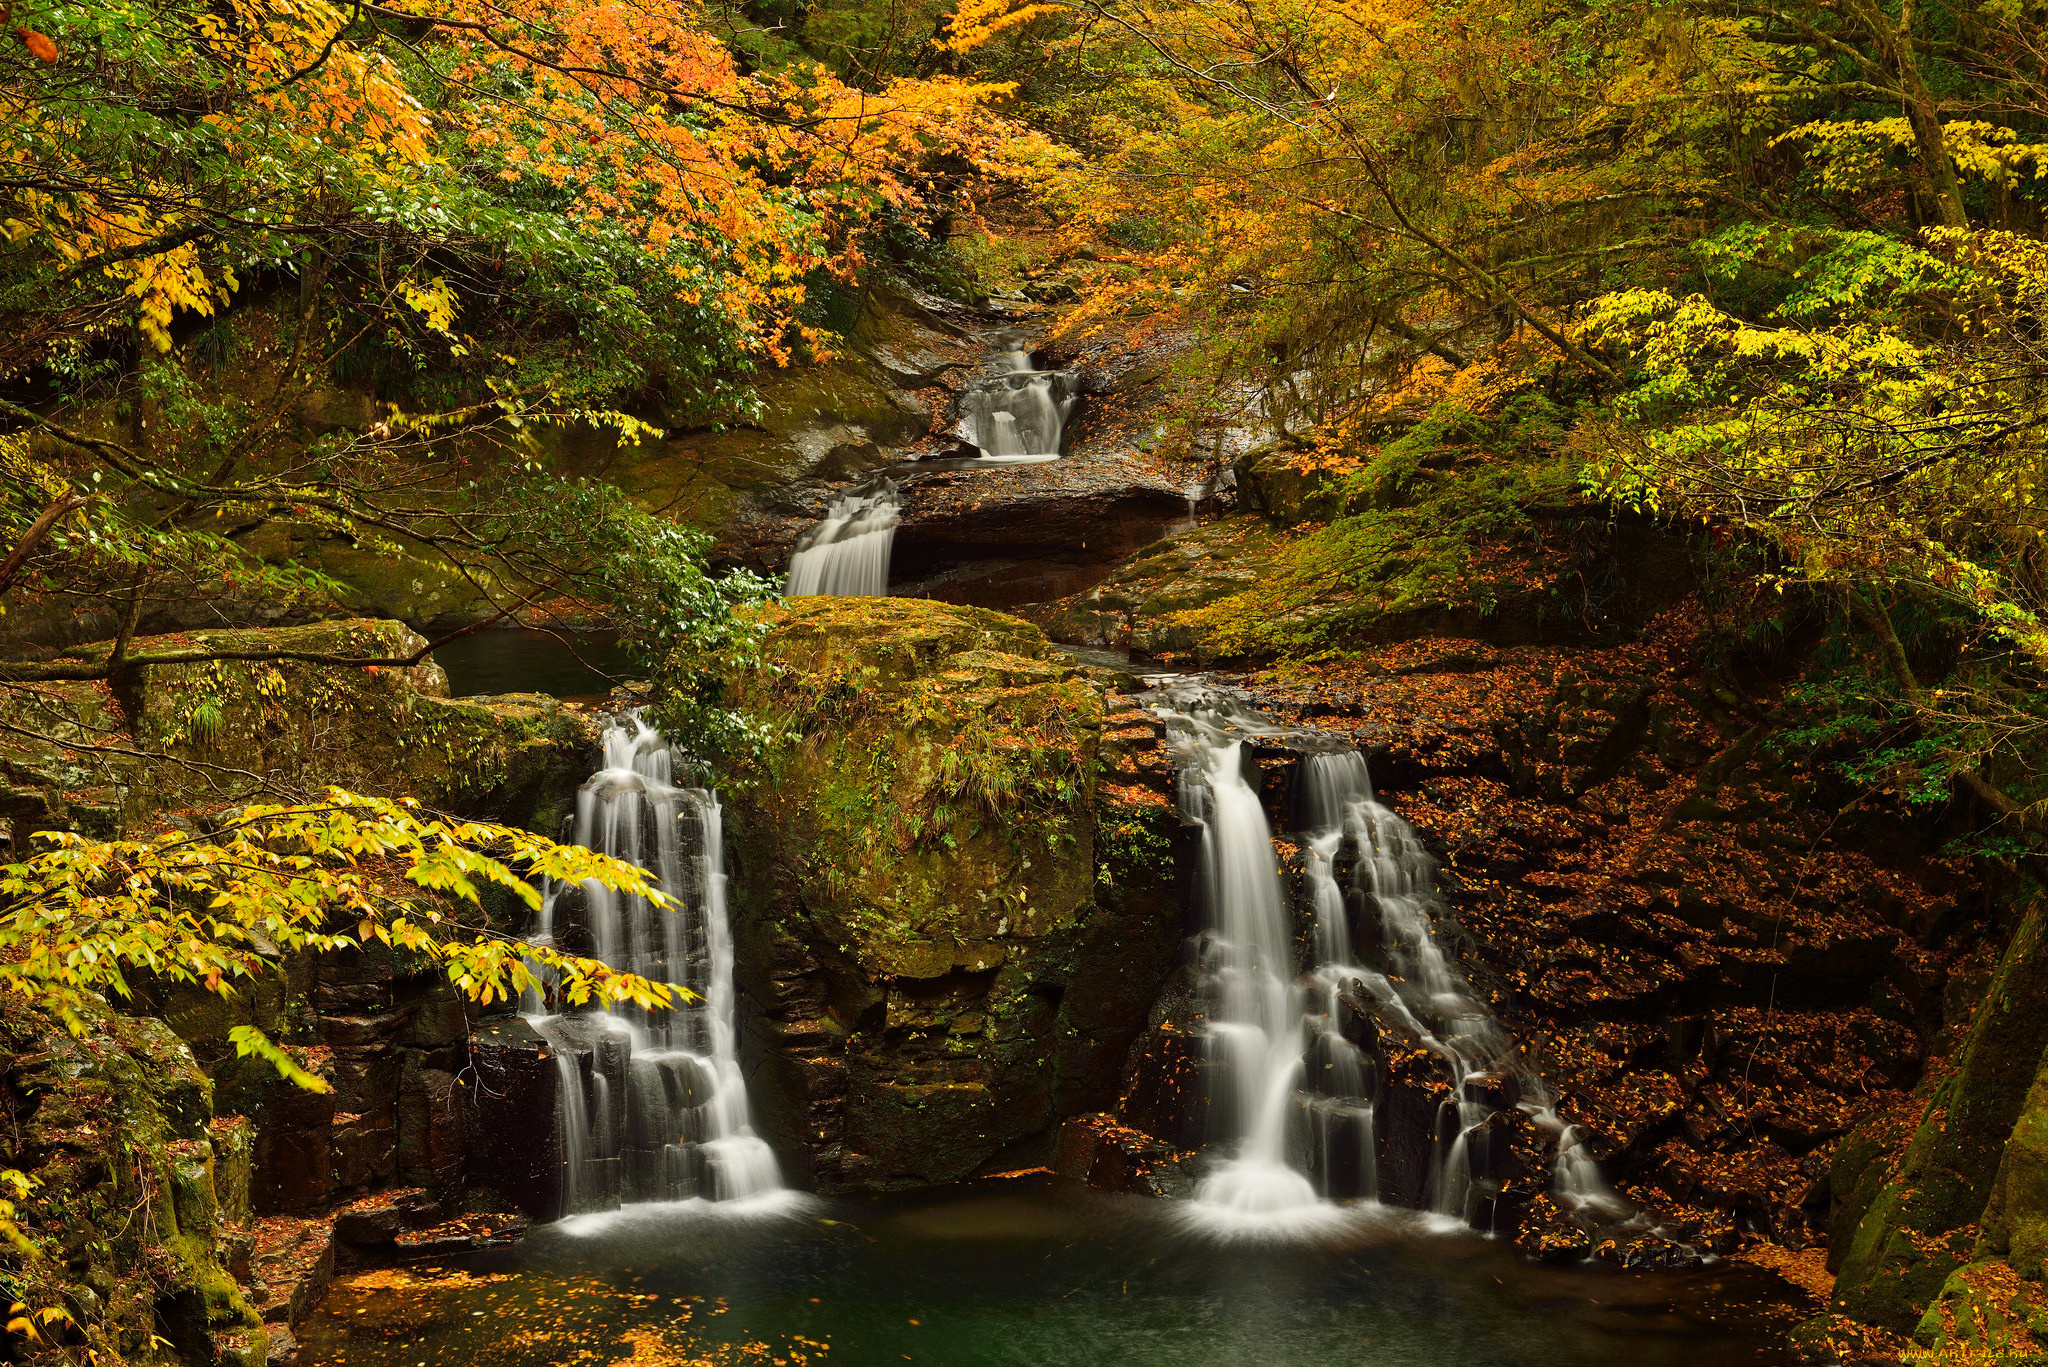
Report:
322,346,1817,1367
295,1176,1801,1367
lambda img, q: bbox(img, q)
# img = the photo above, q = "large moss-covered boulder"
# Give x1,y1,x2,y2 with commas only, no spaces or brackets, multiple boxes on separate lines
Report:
711,597,1103,977
0,620,594,837
1903,999,2048,1354
688,597,1181,1190
1982,1047,2048,1283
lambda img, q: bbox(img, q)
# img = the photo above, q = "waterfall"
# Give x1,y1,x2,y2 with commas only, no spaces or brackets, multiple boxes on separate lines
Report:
1150,682,1624,1234
956,341,1078,463
521,714,783,1217
785,480,899,596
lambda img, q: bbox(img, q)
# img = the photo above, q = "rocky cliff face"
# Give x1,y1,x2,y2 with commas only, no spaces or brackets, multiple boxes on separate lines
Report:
1,618,594,845
1811,899,2048,1359
1010,432,2019,1339
1,619,593,1363
0,995,269,1366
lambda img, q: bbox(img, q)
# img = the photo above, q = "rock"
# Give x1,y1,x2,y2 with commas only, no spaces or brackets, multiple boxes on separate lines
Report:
1912,1258,2048,1355
6,619,596,835
1831,901,2048,1332
464,1015,563,1218
392,1211,529,1259
333,1199,403,1247
1461,1070,1522,1109
122,619,593,823
0,995,267,1362
249,1217,335,1326
1051,1114,1184,1195
396,1056,467,1196
686,597,1183,1190
1021,518,1289,658
887,457,1190,611
1516,1192,1594,1261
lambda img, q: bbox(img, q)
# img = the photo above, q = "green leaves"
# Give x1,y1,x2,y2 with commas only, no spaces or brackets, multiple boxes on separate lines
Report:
227,1024,332,1093
0,788,685,1087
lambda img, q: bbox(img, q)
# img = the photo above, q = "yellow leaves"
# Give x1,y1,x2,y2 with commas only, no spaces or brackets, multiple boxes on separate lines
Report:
944,0,1063,51
227,1024,332,1092
400,275,461,337
113,240,234,351
0,788,680,1089
1779,117,2048,192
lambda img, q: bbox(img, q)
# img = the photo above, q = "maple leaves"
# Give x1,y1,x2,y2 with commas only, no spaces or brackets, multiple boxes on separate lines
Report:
0,0,1045,374
0,788,688,1087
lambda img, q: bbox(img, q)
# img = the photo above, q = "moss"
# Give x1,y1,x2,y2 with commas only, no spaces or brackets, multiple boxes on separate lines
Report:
1024,399,1700,665
1984,1054,2048,1283
691,597,1100,978
1915,1260,2048,1354
683,597,1187,1190
1832,900,2048,1332
92,618,592,825
0,995,267,1365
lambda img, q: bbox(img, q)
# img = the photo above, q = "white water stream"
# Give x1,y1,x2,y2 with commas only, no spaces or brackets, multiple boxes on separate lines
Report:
522,715,784,1218
955,340,1078,463
784,481,900,597
1150,682,1625,1235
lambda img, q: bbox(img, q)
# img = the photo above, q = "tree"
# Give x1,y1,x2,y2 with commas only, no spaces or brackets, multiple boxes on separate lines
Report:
0,788,681,1080
0,0,1060,796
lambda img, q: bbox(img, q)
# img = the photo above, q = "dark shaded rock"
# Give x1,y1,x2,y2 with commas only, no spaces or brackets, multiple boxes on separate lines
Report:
463,1016,561,1219
1832,901,2048,1332
0,995,269,1362
1517,1192,1594,1262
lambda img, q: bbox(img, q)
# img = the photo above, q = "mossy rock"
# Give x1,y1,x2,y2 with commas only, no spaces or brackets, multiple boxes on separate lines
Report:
0,994,267,1365
0,679,133,839
1984,1047,2048,1283
701,597,1101,977
687,597,1184,1190
100,619,593,824
589,293,938,537
1915,1259,2048,1354
1832,900,2048,1331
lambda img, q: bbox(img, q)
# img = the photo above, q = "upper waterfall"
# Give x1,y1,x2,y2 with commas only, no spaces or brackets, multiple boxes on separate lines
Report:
955,338,1078,463
784,480,900,597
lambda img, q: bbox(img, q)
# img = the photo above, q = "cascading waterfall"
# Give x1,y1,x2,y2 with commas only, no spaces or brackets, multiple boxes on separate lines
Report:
1151,682,1625,1234
956,340,1078,463
521,714,783,1217
785,479,899,596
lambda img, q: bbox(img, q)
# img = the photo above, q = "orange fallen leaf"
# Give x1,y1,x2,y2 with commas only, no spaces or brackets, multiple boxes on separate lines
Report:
16,26,55,59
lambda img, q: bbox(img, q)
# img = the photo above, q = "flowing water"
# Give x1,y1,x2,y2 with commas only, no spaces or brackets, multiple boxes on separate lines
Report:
783,337,1081,595
785,480,901,596
954,337,1079,463
520,715,784,1215
1149,680,1629,1235
293,1176,1800,1367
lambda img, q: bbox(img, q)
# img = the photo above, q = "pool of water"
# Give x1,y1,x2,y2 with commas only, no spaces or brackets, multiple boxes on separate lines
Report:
430,628,637,700
296,1179,1803,1367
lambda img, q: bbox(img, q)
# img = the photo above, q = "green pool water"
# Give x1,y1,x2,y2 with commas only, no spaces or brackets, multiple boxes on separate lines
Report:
296,1178,1805,1367
429,628,636,700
